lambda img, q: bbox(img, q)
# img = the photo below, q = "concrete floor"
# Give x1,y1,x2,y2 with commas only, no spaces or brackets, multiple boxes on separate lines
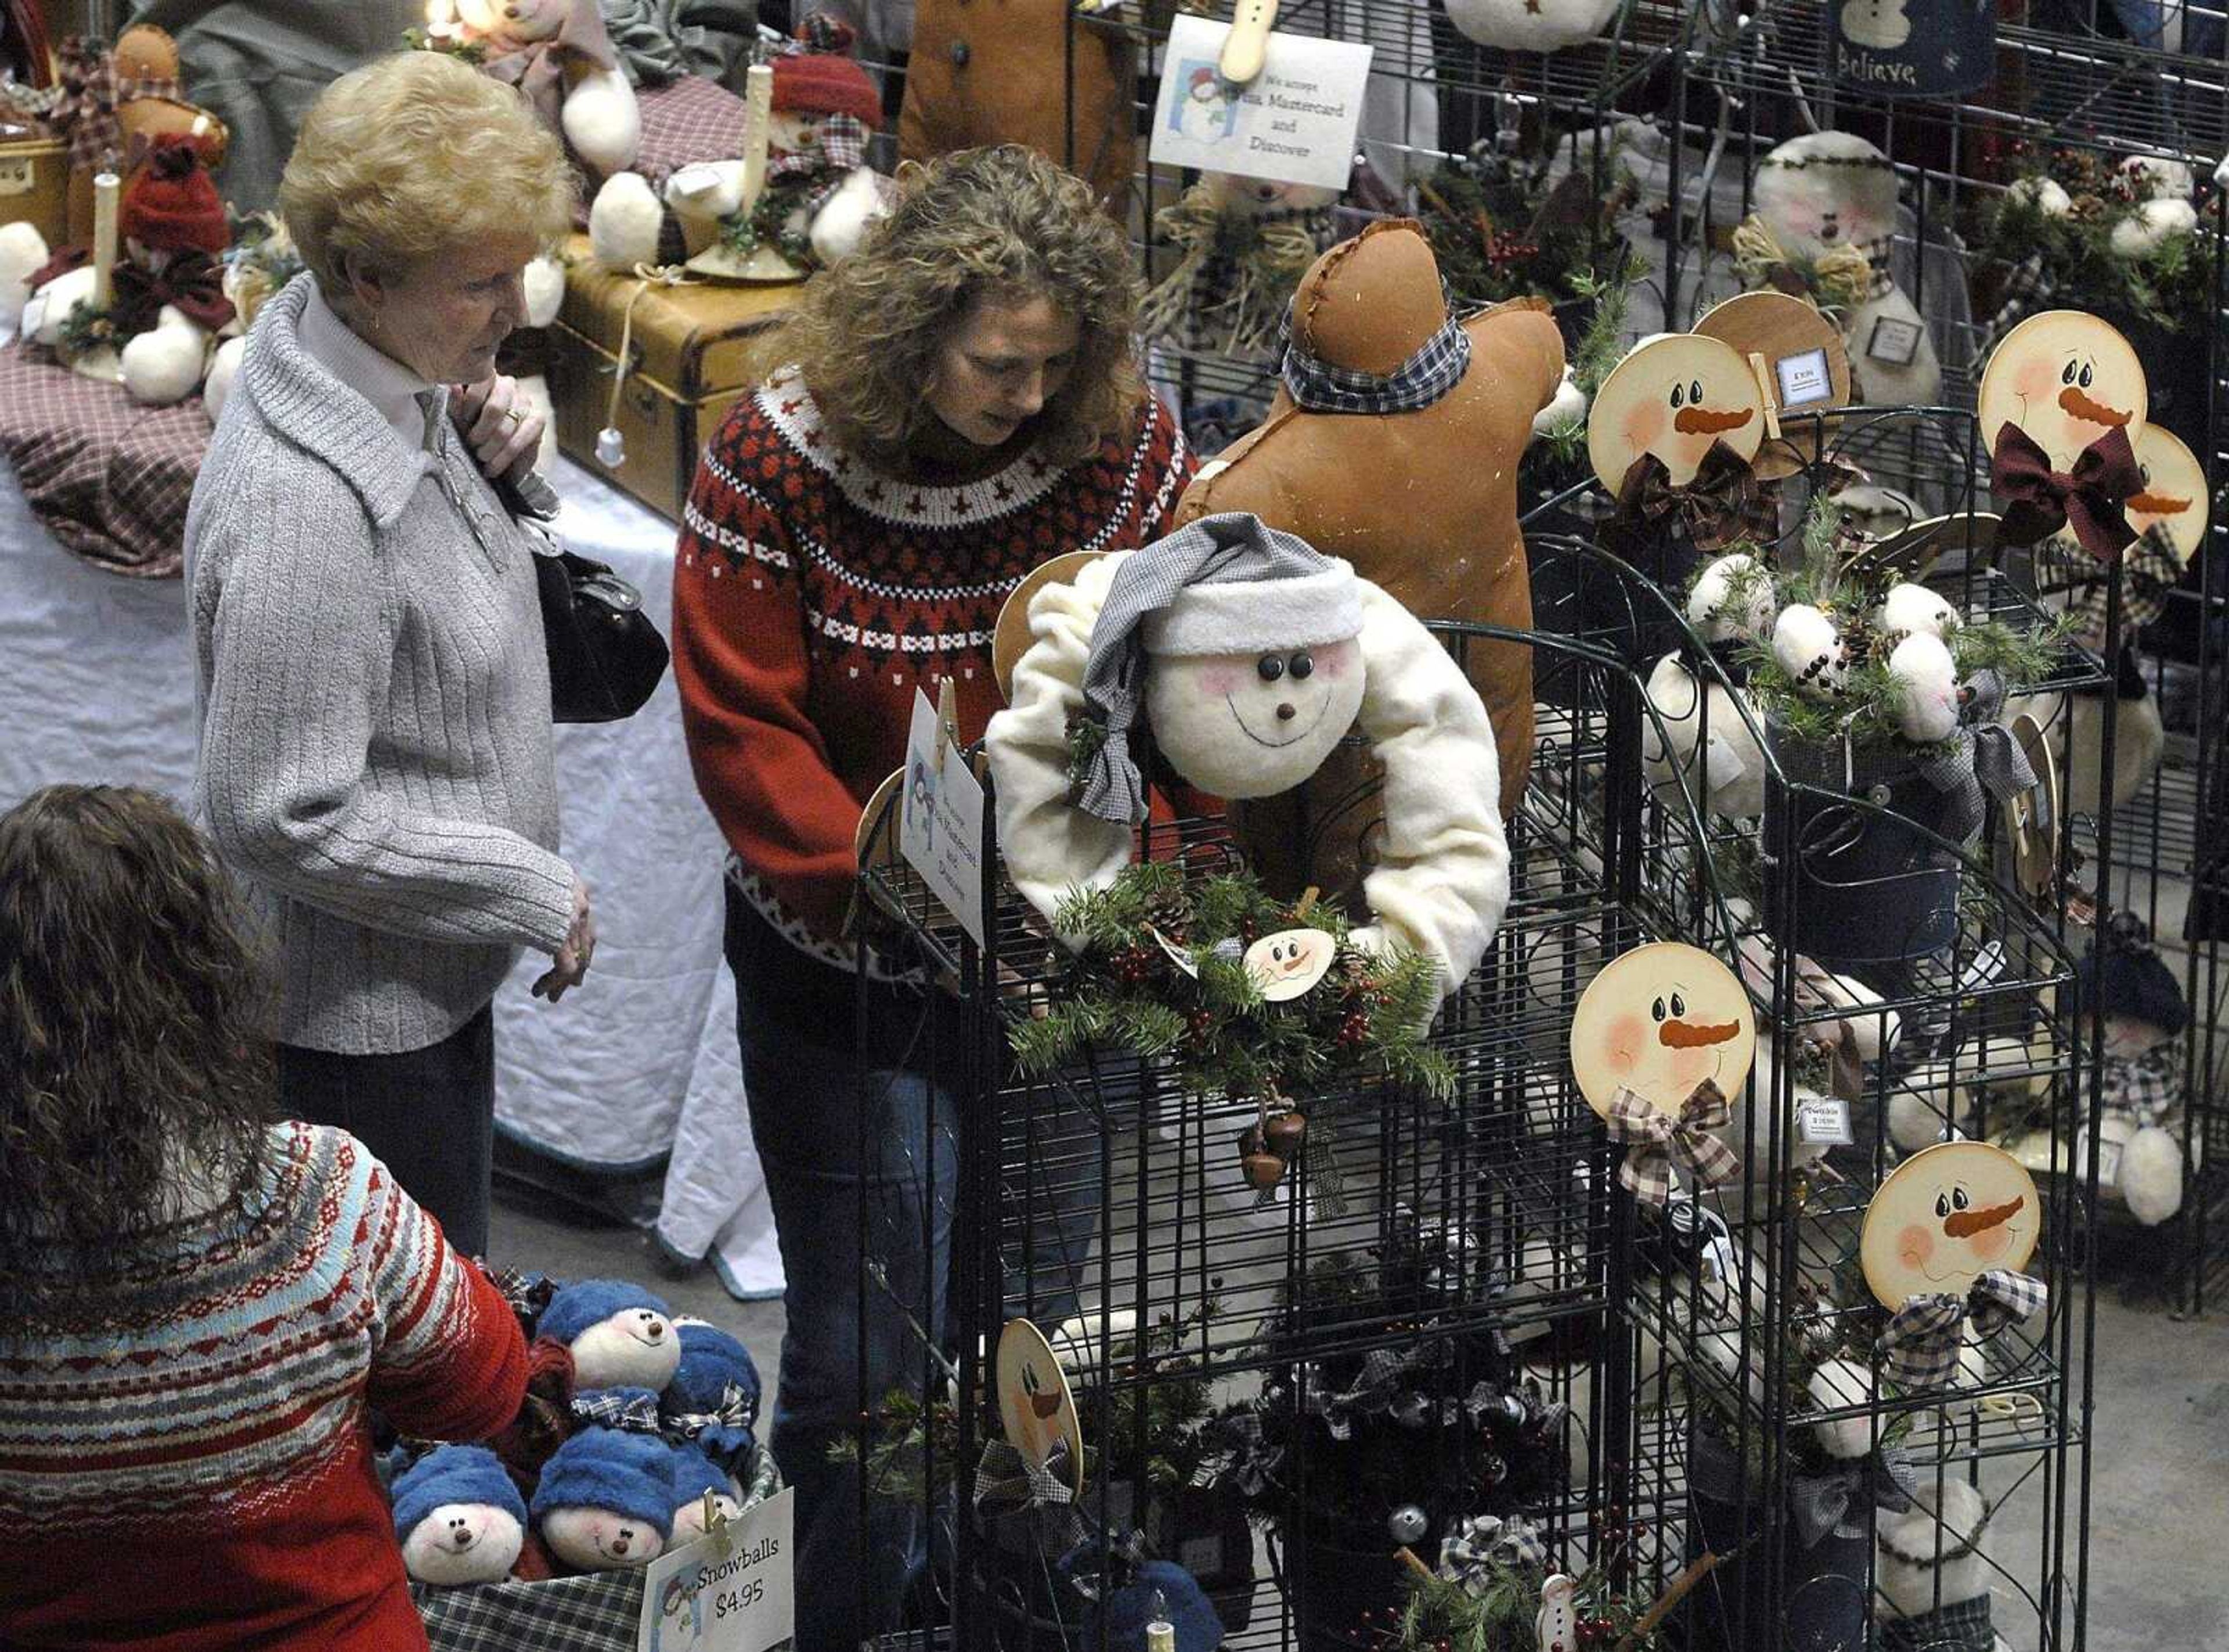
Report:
488,1191,2229,1646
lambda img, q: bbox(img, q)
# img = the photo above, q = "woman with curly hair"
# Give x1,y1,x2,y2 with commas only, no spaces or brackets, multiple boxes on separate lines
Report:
672,143,1192,1650
0,785,527,1651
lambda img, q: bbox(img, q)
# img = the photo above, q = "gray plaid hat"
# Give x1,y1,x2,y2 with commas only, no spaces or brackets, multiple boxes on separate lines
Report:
1076,513,1361,825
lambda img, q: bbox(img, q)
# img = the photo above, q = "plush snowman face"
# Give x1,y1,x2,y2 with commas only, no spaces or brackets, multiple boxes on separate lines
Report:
570,1308,681,1391
540,1505,666,1570
1570,942,1756,1117
459,0,568,42
1755,135,1898,257
768,111,822,156
1862,1141,2040,1307
403,1501,525,1586
1588,333,1765,489
1145,638,1365,800
1978,310,2148,471
1203,172,1340,215
670,1491,743,1544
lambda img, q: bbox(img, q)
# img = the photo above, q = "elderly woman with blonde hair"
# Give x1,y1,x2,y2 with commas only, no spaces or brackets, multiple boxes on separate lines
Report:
186,50,596,1260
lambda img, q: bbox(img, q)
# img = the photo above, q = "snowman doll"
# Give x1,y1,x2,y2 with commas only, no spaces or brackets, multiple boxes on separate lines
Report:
453,0,640,177
2075,915,2192,1227
529,1429,676,1572
986,513,1511,1013
535,1280,683,1391
1751,132,1941,407
760,20,892,267
1138,171,1337,359
392,1445,530,1586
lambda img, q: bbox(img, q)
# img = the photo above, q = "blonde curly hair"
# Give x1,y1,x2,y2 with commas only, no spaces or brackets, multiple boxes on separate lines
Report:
787,145,1144,468
280,51,572,293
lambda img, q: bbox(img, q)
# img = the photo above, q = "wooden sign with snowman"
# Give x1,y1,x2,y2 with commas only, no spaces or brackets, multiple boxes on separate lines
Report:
1833,0,1996,98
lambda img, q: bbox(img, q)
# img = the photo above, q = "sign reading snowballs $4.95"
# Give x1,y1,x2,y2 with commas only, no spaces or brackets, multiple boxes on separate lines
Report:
1833,0,1994,98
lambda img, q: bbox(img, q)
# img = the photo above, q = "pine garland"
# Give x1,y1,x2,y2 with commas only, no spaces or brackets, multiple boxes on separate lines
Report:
1009,864,1454,1107
717,176,820,271
1379,1555,1653,1652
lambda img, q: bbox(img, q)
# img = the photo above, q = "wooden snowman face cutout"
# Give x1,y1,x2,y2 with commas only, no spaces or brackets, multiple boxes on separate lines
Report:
1588,333,1766,491
1978,310,2147,471
996,1318,1084,1492
2124,425,2208,560
1145,637,1366,799
1570,943,1756,1117
1245,928,1338,1000
1861,1141,2040,1308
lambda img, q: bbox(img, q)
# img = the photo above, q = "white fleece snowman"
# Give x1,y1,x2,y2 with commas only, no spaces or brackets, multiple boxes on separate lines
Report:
987,532,1510,1012
1754,132,1941,407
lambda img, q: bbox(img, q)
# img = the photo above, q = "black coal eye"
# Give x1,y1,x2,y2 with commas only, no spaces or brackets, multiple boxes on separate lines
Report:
1690,379,1704,403
2079,363,2094,388
1952,1185,1971,1210
1650,995,1667,1021
2140,464,2152,485
2061,360,2077,384
1669,384,1684,407
1257,654,1285,682
1935,1193,1952,1219
1289,651,1314,679
1670,991,1686,1016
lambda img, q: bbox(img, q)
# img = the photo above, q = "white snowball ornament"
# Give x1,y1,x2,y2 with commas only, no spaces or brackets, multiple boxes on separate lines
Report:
537,1281,682,1392
392,1445,528,1587
2006,175,2073,218
988,514,1510,1009
1887,632,1961,744
2110,196,2199,259
1443,0,1624,53
2117,154,2195,201
1806,1358,1878,1459
1685,553,1776,645
120,305,212,406
589,172,665,270
1877,582,1959,642
0,220,49,334
202,334,246,425
26,262,99,351
1771,604,1851,701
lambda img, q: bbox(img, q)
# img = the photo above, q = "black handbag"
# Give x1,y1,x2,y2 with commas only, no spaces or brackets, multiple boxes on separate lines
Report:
532,544,670,724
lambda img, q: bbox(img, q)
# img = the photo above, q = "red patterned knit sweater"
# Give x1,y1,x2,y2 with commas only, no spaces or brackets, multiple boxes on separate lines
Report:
0,1123,529,1651
674,368,1193,953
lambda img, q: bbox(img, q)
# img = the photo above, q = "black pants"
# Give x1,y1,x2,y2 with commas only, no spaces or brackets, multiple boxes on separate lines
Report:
275,1005,497,1257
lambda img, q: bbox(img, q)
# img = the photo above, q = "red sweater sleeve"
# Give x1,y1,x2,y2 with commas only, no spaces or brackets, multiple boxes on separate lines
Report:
361,1162,528,1441
673,410,863,942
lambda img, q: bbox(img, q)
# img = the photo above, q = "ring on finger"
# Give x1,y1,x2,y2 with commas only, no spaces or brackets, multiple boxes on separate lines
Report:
503,407,525,427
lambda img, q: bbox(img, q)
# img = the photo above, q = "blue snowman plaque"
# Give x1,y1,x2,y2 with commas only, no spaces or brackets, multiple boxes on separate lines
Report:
1833,0,1996,99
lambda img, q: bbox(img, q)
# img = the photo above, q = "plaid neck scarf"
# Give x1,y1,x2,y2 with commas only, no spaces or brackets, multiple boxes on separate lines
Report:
2101,1043,2181,1127
1603,1081,1739,1206
1279,300,1471,414
569,1386,664,1434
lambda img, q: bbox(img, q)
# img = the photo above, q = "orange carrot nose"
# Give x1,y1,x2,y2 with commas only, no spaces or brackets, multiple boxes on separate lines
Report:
1944,1195,2023,1238
1030,1391,1063,1419
1660,1019,1740,1048
2128,490,2190,514
2058,385,2131,427
1674,405,1754,435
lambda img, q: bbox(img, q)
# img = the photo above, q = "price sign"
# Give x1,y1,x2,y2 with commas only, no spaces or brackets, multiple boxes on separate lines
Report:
1797,1095,1854,1146
638,1488,795,1652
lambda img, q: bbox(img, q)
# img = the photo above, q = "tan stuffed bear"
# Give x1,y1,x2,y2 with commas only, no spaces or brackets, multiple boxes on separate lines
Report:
1170,221,1563,908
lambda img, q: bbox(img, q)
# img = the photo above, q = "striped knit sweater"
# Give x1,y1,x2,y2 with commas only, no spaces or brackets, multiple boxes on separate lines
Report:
0,1123,529,1651
185,273,577,1056
673,367,1192,957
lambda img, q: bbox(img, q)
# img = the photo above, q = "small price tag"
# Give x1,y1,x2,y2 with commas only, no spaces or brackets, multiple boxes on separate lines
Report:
2096,1139,2123,1188
1775,347,1834,408
1798,1095,1854,1146
1867,315,1924,366
899,688,987,947
638,1488,795,1652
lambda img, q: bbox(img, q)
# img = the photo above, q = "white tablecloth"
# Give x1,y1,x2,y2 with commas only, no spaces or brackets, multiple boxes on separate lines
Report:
0,454,782,1300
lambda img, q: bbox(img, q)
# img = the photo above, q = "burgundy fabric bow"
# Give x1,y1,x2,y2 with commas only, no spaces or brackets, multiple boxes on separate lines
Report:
113,251,236,335
1600,442,1773,574
1990,421,2140,564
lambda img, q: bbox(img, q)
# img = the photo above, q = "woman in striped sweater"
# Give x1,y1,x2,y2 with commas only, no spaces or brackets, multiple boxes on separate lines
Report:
0,785,529,1651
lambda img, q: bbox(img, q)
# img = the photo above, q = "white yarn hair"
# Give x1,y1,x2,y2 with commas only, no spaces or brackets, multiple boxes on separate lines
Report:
1878,582,1960,642
2111,196,2199,259
1686,553,1776,645
2006,175,2073,217
1887,632,1961,744
1806,1358,1877,1459
1772,604,1849,701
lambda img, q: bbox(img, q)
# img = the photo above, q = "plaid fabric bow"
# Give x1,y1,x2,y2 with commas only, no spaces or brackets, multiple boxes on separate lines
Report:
1437,1514,1548,1593
973,1437,1087,1552
1599,443,1773,574
1278,297,1471,414
1990,422,2141,564
1916,674,2038,848
1603,1081,1739,1206
1789,1446,1918,1549
1297,1346,1428,1441
764,111,869,225
661,1379,759,1456
1878,1269,2048,1389
2101,1044,2181,1128
112,252,236,334
569,1386,665,1434
1881,1594,1996,1652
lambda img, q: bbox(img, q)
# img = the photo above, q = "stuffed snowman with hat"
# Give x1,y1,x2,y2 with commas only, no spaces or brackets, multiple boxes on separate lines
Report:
2076,915,2192,1227
392,1445,531,1586
535,1279,683,1392
530,1427,676,1571
452,0,640,177
986,512,1510,1013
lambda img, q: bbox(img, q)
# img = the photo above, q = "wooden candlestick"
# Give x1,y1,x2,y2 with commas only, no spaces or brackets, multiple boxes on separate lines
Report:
90,171,120,311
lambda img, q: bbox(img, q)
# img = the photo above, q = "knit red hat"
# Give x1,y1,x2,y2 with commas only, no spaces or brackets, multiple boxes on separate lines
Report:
771,51,881,127
121,134,228,256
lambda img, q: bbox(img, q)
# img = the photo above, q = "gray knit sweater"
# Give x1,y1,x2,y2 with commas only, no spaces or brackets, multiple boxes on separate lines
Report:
186,274,576,1055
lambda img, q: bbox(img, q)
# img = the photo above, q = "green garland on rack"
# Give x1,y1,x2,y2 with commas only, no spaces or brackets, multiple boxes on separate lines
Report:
1008,862,1453,1107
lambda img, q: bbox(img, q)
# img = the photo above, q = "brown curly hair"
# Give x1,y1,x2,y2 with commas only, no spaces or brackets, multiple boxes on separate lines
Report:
785,145,1145,469
0,786,275,1322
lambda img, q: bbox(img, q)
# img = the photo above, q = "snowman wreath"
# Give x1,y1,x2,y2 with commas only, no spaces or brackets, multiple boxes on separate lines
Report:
986,513,1511,1188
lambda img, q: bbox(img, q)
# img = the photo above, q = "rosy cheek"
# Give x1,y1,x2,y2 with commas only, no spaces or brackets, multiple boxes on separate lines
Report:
2010,357,2054,400
1315,640,1357,679
1896,1222,1935,1271
1970,1222,2013,1261
1196,665,1242,697
1602,1012,1646,1073
1623,404,1668,452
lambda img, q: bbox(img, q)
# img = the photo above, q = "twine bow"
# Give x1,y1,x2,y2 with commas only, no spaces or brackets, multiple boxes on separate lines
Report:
1437,1514,1548,1592
1789,1446,1918,1549
1878,1269,2048,1389
1732,215,1875,314
1990,423,2141,563
1604,1081,1739,1206
1137,183,1329,356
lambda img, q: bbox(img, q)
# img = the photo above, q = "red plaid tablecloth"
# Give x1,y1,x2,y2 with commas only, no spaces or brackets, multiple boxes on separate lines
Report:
0,340,207,579
569,73,747,229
